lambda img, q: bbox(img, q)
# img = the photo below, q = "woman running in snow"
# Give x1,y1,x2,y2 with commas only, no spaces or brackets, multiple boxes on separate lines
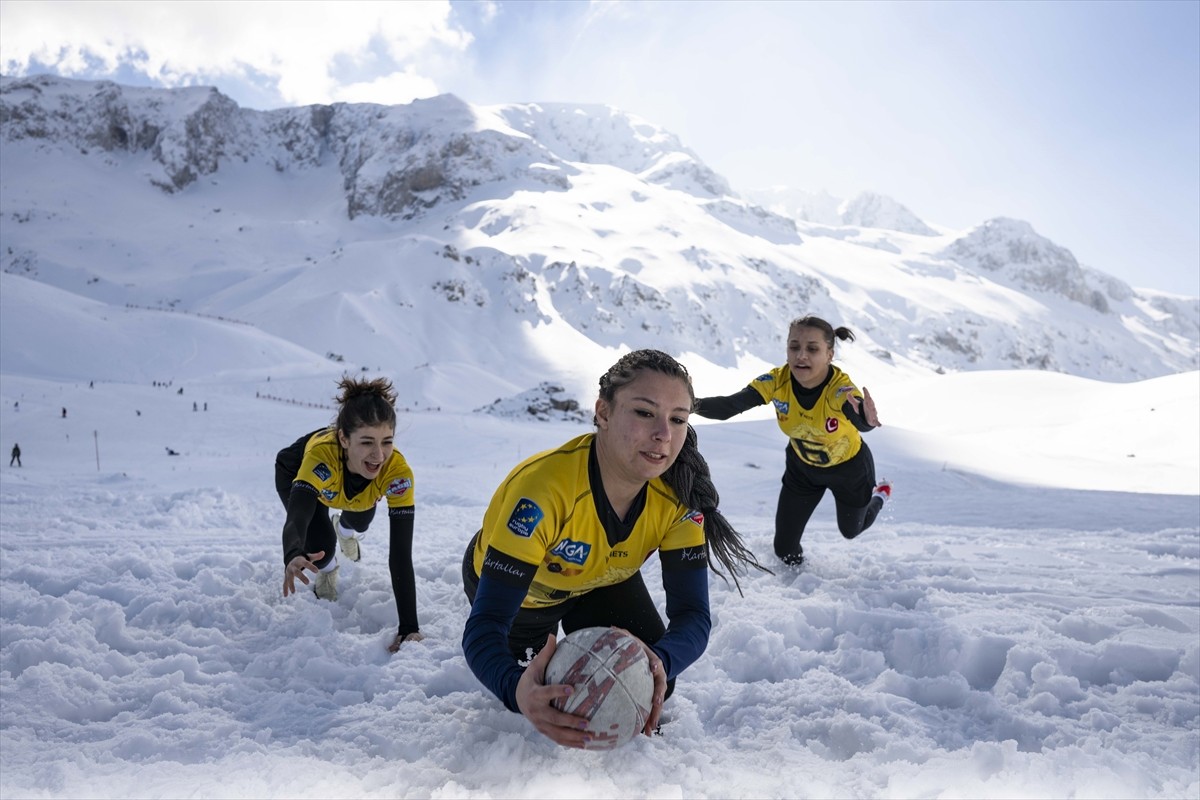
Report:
277,376,424,653
694,315,890,568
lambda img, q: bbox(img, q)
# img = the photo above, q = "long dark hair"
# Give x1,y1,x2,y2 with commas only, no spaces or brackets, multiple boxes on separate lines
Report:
597,349,771,594
334,376,398,436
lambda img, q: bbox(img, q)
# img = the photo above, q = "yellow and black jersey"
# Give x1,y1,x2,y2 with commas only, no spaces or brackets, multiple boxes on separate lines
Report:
293,428,414,511
472,433,707,609
751,364,864,467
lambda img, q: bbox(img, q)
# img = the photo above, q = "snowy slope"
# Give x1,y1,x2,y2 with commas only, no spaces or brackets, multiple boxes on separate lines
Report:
0,354,1196,799
1,74,1197,416
0,75,1197,800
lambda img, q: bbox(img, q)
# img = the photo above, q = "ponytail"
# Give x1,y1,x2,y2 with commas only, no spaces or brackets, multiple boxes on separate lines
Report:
662,425,772,595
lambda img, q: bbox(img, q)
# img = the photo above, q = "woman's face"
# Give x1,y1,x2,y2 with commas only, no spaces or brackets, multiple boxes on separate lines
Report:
337,422,395,480
595,370,692,487
787,326,833,389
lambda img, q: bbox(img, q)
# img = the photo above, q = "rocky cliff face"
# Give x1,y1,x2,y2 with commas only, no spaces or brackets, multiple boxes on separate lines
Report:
0,76,571,217
943,218,1110,311
0,76,242,191
0,76,734,224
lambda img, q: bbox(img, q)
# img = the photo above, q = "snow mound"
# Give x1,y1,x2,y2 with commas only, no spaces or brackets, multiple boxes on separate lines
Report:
475,382,592,423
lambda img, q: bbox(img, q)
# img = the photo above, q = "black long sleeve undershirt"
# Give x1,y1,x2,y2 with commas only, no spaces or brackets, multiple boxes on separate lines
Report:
693,385,764,420
281,483,419,635
695,369,876,431
387,508,419,637
281,483,320,566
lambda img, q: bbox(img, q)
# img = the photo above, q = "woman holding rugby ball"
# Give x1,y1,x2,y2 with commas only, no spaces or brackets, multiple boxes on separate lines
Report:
461,350,766,748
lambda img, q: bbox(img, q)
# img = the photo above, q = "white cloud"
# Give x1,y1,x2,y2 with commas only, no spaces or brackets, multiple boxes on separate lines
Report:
0,0,472,105
476,0,499,25
332,68,441,106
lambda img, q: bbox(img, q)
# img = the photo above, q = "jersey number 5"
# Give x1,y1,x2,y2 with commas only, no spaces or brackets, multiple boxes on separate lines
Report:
793,438,831,466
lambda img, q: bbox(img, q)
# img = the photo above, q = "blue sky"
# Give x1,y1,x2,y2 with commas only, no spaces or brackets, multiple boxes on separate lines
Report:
2,0,1197,295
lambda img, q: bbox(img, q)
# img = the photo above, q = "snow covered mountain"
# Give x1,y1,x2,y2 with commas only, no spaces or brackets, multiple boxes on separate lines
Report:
745,186,939,236
1,74,1196,413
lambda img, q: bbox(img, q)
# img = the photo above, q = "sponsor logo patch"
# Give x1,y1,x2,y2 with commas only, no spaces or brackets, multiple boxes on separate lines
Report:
772,399,789,416
549,538,591,566
313,462,332,481
754,373,773,383
825,417,839,433
684,510,705,527
386,477,412,496
320,489,338,502
506,498,544,538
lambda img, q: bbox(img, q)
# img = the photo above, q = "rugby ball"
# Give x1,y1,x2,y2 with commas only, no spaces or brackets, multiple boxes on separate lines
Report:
544,626,655,750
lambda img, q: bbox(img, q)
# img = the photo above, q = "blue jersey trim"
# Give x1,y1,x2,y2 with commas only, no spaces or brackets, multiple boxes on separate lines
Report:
462,571,530,713
649,565,711,680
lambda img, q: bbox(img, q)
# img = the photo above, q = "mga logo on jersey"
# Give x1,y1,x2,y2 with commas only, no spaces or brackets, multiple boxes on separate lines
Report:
549,538,591,566
386,477,412,497
683,510,705,527
755,373,772,383
506,497,544,538
312,462,332,481
825,417,839,433
772,399,790,416
320,489,338,502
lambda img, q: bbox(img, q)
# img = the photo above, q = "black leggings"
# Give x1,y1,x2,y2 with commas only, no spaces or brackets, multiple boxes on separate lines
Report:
774,442,880,560
462,536,675,696
274,461,375,569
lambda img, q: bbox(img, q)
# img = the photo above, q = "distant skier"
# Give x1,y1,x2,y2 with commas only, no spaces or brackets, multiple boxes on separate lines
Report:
692,315,891,568
9,443,20,467
61,407,67,418
277,376,425,654
165,447,179,456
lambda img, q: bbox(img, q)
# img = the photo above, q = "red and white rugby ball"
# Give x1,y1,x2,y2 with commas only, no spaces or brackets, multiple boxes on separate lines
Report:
544,626,655,750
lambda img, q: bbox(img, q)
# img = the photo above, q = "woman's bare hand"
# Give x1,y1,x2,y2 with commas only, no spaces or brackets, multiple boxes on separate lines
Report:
283,551,325,597
515,635,592,748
